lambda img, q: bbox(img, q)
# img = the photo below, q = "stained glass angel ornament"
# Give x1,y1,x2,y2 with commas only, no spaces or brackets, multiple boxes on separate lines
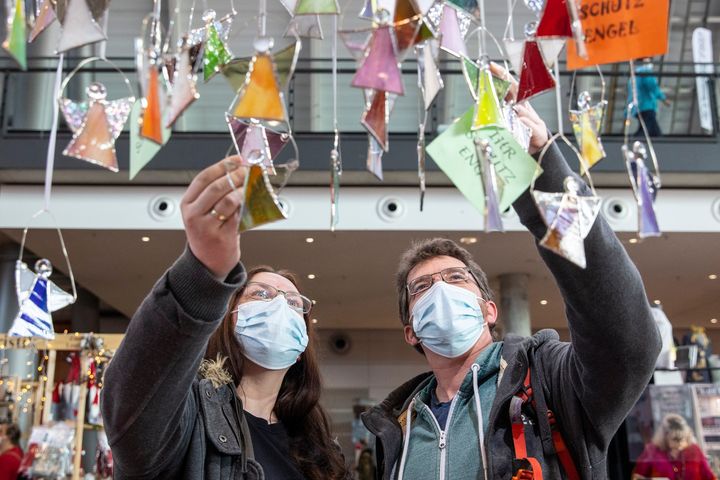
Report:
228,37,288,125
136,12,166,145
475,139,504,232
2,0,27,69
536,0,587,59
188,9,234,82
165,36,201,128
279,0,323,39
533,176,602,268
56,0,108,53
29,0,57,43
9,259,75,339
503,22,558,102
623,141,661,238
569,90,607,173
60,81,135,172
424,1,474,58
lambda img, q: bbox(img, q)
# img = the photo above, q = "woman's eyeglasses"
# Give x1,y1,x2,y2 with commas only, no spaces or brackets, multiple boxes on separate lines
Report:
240,281,313,314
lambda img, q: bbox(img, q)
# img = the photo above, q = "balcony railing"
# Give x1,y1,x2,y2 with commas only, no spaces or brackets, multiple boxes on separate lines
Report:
0,57,718,139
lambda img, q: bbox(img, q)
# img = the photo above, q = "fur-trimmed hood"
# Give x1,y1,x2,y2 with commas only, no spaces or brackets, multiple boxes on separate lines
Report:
199,354,234,388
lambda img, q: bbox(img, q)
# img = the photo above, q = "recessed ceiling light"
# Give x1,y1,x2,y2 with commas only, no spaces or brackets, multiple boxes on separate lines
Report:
712,318,718,324
311,318,318,324
307,274,316,279
305,237,314,243
141,236,150,242
460,237,477,245
628,238,638,244
540,300,548,305
709,274,718,280
653,300,661,305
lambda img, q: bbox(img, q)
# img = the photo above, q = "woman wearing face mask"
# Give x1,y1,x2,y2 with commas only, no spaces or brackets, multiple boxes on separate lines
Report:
101,158,350,479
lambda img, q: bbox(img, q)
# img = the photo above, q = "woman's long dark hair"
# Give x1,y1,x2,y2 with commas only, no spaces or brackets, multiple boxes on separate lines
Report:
205,266,349,480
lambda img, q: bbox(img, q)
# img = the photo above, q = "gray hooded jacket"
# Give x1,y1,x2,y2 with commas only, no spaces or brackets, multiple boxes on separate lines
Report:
100,248,271,479
361,143,661,479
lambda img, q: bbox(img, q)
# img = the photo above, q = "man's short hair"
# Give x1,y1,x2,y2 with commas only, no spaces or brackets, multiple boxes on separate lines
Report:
396,238,494,328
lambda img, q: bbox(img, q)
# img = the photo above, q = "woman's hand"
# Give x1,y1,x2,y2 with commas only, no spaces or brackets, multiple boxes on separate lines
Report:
490,62,549,155
181,156,246,279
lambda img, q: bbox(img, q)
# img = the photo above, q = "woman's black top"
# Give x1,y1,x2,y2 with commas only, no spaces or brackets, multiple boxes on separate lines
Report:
244,411,305,480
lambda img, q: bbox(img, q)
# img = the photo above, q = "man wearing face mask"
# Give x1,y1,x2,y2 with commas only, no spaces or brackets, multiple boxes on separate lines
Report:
361,98,661,478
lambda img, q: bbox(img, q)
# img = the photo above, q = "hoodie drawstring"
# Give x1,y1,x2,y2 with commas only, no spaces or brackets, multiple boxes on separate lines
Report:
397,398,414,480
472,364,489,480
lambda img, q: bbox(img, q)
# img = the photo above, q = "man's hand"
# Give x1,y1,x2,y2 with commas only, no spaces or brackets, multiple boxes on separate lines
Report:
490,62,549,155
181,156,246,279
662,98,672,107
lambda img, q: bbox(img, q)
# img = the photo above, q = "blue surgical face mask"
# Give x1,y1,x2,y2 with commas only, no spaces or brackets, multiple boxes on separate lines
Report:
410,281,486,358
234,296,309,370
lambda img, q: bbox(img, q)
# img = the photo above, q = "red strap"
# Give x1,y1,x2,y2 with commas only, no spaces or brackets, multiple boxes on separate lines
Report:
512,366,581,480
548,411,581,480
511,397,544,480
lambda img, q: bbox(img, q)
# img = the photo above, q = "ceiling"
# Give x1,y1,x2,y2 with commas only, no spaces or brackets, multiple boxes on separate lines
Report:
2,228,718,332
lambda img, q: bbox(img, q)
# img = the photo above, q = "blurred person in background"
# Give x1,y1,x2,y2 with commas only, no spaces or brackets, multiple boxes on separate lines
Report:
628,57,671,137
633,413,716,480
0,423,22,480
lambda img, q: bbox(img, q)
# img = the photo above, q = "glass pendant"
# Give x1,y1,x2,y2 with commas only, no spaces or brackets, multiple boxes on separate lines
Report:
60,82,134,172
366,135,384,180
361,90,389,151
569,91,607,173
294,0,340,15
623,141,661,238
437,4,468,57
223,41,299,93
203,10,233,82
471,65,504,130
516,40,556,102
474,138,504,232
56,0,106,53
285,14,323,39
139,68,164,144
533,177,602,268
351,26,404,95
166,40,200,127
9,259,74,339
417,40,443,110
29,0,57,42
239,165,288,231
2,0,27,69
230,53,287,123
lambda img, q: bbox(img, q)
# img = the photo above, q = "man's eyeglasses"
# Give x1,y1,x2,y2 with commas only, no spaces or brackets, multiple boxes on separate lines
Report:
406,267,480,297
240,281,313,314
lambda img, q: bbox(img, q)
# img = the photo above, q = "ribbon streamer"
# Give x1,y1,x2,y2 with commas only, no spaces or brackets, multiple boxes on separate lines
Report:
44,54,65,212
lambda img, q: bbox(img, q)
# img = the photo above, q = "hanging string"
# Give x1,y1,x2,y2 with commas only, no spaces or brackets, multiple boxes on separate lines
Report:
554,61,564,135
43,54,64,212
479,0,487,58
99,14,109,59
507,0,515,40
258,0,267,37
332,15,338,135
188,0,197,31
503,0,519,41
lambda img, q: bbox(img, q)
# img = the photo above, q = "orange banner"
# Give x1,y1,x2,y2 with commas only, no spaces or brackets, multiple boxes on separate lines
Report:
566,0,670,70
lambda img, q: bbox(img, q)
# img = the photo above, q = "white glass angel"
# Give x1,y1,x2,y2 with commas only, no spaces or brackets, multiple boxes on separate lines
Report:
533,177,602,268
9,259,75,339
